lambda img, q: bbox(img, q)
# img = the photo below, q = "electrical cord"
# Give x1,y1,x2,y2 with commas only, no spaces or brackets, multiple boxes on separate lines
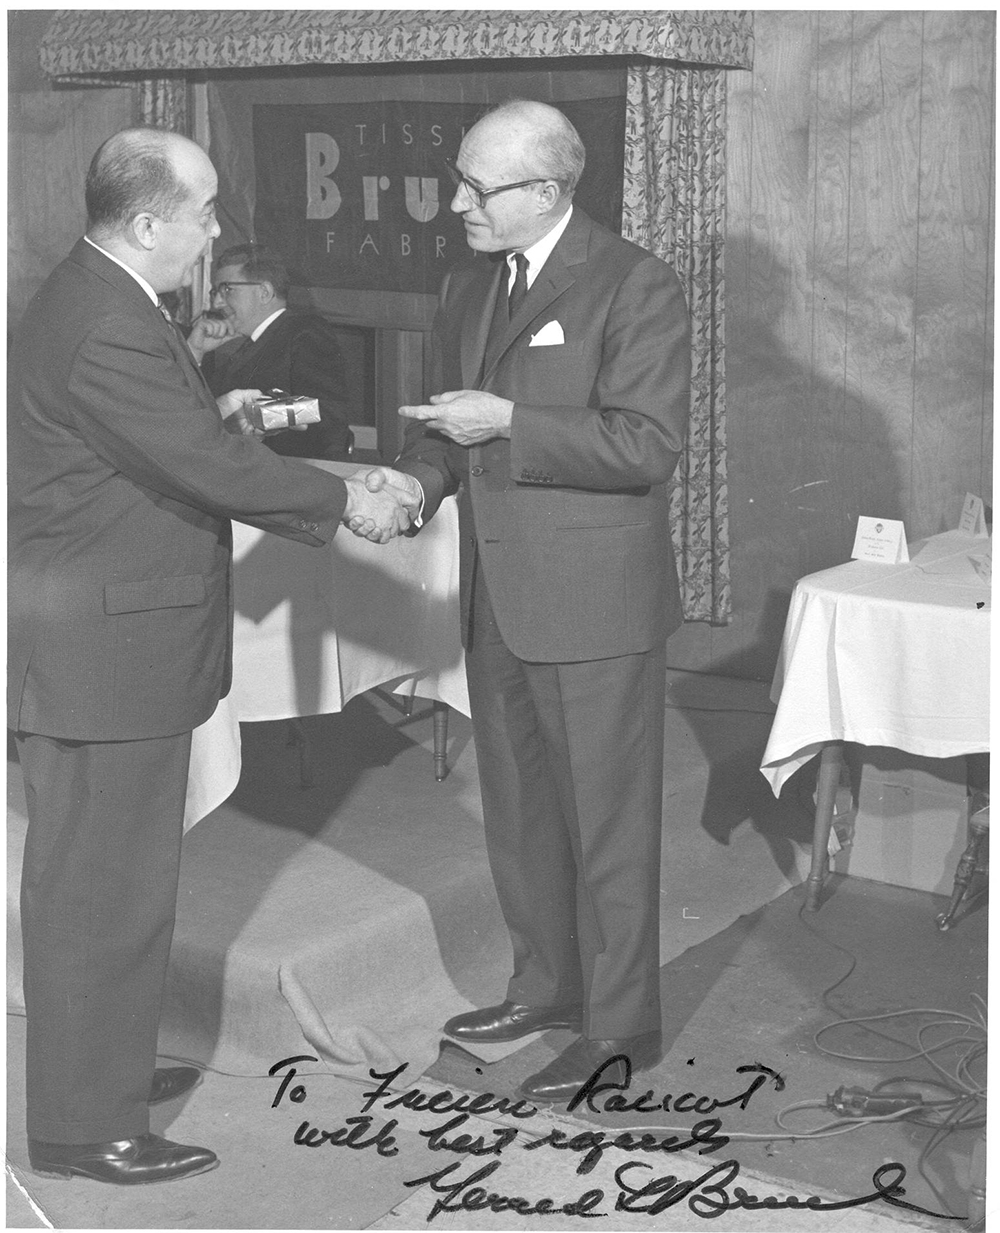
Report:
788,898,986,1216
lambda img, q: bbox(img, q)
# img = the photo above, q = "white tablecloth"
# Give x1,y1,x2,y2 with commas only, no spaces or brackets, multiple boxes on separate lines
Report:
184,465,468,827
761,531,991,797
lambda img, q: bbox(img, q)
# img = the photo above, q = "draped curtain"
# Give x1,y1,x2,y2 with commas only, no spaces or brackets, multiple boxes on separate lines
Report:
133,76,193,319
133,75,188,131
623,64,730,624
44,10,746,625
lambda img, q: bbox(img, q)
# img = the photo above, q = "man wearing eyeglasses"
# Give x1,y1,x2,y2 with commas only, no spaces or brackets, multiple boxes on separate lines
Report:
190,243,354,461
363,99,691,1102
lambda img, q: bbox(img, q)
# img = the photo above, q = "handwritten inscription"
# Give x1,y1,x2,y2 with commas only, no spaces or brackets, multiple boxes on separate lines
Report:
266,1054,962,1223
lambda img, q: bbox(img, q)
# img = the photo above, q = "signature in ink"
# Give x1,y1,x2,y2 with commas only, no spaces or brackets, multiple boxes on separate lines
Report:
405,1159,607,1222
615,1159,965,1220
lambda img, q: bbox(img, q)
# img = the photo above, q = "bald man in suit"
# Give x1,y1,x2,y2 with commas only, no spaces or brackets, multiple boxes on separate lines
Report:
368,100,691,1101
8,127,413,1184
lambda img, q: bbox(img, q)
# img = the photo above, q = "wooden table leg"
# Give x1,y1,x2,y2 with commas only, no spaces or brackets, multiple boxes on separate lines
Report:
432,702,449,782
935,800,989,931
804,741,844,911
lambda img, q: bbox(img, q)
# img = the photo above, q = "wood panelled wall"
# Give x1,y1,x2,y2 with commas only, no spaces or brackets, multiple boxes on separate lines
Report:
667,10,994,680
7,12,133,325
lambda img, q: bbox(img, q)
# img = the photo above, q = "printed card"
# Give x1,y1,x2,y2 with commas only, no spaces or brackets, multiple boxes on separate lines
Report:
958,492,989,538
851,516,909,564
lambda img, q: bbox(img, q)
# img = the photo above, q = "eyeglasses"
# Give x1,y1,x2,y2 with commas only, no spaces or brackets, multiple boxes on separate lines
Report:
211,281,261,298
444,158,548,210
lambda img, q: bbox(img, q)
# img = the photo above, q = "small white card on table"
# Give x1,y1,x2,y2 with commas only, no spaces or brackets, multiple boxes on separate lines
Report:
958,492,989,538
851,516,909,563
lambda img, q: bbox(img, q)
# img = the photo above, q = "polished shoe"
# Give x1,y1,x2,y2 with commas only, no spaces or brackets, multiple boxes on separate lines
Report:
28,1133,218,1184
149,1066,202,1105
444,1000,583,1043
520,1031,663,1102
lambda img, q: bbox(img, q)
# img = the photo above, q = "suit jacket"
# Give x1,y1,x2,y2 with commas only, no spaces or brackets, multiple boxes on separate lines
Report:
202,309,354,460
8,239,350,742
397,207,691,662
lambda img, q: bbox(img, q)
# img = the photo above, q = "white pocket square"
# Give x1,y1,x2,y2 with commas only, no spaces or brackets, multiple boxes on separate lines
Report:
529,320,565,347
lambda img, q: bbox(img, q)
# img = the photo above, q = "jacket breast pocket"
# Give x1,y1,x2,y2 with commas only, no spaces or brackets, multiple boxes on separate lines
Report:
104,574,207,614
524,340,586,361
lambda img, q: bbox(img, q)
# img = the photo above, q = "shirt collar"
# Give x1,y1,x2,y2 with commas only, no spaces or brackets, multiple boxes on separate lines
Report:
509,204,574,287
84,235,160,306
250,307,286,342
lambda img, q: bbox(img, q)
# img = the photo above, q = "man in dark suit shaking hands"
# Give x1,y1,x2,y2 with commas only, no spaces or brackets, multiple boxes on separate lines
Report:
367,100,691,1100
8,127,414,1185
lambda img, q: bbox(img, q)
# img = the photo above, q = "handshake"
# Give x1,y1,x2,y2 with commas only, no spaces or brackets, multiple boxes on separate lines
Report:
342,467,423,545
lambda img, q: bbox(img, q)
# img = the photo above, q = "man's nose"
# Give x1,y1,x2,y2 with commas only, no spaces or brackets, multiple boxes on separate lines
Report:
451,184,473,213
211,287,226,305
210,217,222,240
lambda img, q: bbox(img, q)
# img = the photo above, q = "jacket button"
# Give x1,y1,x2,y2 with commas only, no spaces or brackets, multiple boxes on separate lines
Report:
470,466,484,477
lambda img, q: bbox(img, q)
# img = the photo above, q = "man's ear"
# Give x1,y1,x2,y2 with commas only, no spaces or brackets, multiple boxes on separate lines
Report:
537,181,561,213
131,212,158,252
258,280,277,305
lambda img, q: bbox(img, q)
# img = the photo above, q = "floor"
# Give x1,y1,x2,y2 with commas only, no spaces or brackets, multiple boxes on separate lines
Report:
5,670,987,1230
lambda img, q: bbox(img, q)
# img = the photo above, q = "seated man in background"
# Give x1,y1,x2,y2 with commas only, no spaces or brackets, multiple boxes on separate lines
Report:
191,243,354,460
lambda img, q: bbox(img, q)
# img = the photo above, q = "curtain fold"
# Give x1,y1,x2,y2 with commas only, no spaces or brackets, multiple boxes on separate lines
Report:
133,77,194,321
41,10,753,78
132,75,189,132
623,63,731,625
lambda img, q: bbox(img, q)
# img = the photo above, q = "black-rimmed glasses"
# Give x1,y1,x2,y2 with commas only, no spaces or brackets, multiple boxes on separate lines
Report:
444,158,548,209
211,281,262,298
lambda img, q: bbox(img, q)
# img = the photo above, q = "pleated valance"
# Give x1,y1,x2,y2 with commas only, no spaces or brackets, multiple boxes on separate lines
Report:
39,9,753,81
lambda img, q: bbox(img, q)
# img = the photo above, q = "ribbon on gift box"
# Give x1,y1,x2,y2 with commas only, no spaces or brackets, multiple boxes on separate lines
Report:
252,395,321,432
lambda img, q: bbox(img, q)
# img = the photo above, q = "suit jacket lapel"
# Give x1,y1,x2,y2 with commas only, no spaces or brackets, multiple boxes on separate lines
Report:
480,212,589,385
460,259,505,388
70,241,217,405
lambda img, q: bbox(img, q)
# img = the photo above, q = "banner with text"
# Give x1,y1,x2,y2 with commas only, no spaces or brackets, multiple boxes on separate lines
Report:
252,98,624,294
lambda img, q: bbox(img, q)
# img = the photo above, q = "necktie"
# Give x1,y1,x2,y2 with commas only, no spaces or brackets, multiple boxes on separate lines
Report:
508,252,529,318
157,298,213,391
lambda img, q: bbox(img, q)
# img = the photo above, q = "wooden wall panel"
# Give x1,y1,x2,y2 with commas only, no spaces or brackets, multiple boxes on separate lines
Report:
911,11,995,535
8,89,134,324
841,12,924,548
669,9,994,681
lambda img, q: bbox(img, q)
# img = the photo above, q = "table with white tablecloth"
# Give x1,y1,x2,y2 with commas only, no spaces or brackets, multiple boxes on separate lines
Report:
760,530,990,909
184,462,468,828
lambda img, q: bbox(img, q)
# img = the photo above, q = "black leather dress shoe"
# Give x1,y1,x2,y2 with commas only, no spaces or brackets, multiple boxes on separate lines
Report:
444,1000,583,1043
28,1134,218,1184
149,1066,202,1105
520,1031,663,1102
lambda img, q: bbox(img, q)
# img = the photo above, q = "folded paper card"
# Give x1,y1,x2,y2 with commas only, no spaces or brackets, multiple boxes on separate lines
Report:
851,516,909,564
529,320,564,347
958,492,989,538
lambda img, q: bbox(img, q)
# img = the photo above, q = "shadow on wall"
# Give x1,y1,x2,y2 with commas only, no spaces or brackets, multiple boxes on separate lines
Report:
717,236,909,681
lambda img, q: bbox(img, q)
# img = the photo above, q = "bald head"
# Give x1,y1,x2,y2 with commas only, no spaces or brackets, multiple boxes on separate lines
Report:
472,100,586,196
85,128,202,239
84,127,220,293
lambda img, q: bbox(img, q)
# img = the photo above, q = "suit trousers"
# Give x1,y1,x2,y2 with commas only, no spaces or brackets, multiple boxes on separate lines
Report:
465,575,665,1039
16,728,192,1143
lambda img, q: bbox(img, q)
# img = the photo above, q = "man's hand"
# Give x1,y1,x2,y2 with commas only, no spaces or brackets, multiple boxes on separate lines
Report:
342,473,414,544
217,389,266,437
187,313,240,364
355,467,423,530
398,389,514,446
